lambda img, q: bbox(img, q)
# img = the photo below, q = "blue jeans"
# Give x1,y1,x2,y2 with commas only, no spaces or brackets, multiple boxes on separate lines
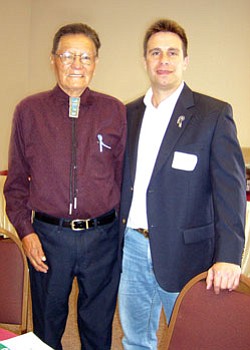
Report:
118,228,179,350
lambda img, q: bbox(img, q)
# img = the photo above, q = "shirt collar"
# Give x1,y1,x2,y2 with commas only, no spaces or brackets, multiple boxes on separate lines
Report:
51,85,94,107
144,81,185,109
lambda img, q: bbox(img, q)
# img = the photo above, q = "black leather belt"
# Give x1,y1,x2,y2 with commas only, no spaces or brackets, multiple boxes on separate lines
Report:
34,209,116,231
135,228,149,238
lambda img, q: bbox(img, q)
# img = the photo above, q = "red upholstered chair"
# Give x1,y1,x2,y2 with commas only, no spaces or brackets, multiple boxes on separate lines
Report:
0,228,29,334
165,271,250,350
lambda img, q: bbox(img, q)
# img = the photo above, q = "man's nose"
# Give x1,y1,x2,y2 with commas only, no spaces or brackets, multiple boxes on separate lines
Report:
72,55,83,68
160,52,170,64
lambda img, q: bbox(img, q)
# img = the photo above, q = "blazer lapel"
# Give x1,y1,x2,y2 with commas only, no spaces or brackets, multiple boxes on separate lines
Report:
152,84,195,177
127,98,145,183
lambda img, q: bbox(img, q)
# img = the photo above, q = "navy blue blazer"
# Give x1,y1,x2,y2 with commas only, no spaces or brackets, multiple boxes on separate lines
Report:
119,83,246,292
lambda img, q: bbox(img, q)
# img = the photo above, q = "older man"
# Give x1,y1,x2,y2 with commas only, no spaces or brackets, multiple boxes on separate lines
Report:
4,23,126,350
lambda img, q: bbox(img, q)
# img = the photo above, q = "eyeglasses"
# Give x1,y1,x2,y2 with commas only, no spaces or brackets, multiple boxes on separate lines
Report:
54,51,96,66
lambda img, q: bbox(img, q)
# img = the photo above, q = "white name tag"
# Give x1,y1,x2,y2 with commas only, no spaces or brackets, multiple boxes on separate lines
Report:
172,151,198,171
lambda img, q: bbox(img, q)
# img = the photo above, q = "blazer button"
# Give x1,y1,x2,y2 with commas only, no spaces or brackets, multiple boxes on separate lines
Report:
122,218,126,225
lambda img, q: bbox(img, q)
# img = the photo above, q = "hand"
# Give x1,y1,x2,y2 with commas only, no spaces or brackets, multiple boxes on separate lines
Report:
206,262,241,294
22,233,49,273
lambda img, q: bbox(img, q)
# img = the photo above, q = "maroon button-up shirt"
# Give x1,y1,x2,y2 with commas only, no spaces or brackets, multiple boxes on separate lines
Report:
4,85,126,239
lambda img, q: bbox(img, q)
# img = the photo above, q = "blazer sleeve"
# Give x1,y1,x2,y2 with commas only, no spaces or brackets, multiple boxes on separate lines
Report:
210,102,246,265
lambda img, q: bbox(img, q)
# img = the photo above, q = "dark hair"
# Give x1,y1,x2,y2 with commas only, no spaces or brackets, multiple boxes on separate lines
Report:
143,19,188,57
51,23,101,56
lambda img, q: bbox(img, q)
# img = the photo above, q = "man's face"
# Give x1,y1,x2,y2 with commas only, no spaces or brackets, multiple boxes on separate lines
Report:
144,31,189,96
50,33,98,97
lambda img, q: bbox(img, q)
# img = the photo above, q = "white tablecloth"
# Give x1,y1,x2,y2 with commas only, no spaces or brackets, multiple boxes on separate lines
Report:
242,201,250,277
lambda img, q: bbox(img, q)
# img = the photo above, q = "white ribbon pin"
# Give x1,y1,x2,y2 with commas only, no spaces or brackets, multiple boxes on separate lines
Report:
97,134,111,152
177,115,185,128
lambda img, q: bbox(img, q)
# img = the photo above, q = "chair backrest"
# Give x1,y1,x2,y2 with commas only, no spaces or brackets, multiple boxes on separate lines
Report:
165,271,250,350
0,228,29,334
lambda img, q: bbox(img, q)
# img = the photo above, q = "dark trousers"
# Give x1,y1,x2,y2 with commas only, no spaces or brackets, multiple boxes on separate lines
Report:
29,217,120,350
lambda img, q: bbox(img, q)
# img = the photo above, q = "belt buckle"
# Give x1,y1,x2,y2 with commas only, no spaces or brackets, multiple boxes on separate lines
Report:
71,219,90,231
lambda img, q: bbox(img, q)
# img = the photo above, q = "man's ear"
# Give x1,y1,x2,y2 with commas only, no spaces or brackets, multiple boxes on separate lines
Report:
95,56,99,65
50,54,55,66
183,55,189,71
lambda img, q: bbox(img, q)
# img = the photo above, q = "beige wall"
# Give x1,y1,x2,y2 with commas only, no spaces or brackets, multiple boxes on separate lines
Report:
0,1,31,169
1,0,250,169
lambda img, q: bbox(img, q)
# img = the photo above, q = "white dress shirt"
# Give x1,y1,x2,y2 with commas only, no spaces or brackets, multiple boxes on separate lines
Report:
127,82,184,229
